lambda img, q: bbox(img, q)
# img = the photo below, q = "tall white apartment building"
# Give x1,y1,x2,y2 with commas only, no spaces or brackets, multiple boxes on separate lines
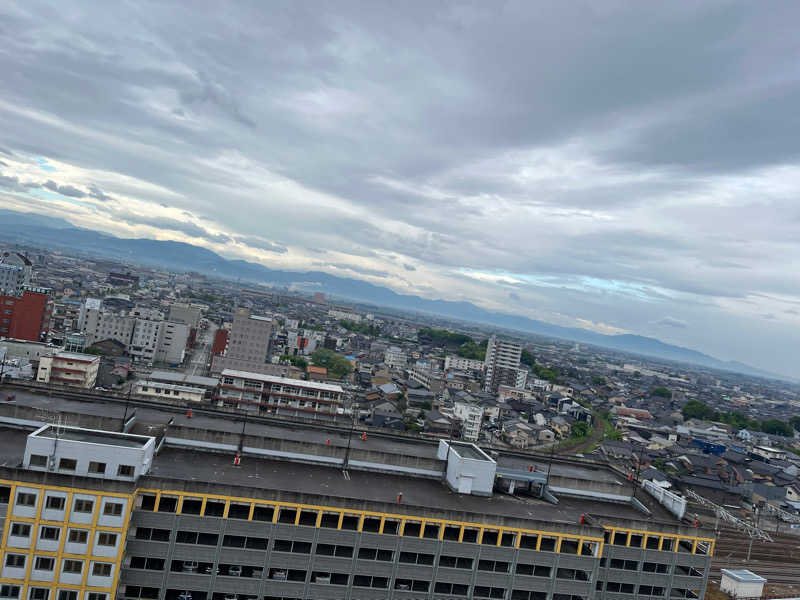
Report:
483,335,526,394
453,401,484,442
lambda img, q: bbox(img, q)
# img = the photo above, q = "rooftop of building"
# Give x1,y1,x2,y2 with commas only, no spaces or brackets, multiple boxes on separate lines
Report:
149,370,219,387
32,424,152,448
0,386,710,537
50,351,101,362
222,369,344,392
720,569,767,583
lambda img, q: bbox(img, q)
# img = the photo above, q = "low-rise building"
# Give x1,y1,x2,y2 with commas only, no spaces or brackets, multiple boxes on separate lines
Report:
218,369,345,418
36,351,101,388
134,380,205,403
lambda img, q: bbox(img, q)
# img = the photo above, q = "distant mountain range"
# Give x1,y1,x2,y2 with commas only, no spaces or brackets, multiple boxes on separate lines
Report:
0,208,788,381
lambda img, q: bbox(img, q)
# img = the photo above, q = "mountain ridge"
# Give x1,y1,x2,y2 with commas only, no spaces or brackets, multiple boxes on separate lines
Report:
0,208,789,381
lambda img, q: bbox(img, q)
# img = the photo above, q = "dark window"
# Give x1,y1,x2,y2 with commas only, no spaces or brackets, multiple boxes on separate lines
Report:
58,458,77,471
228,503,250,519
181,498,202,514
222,535,245,548
204,500,225,517
45,496,65,510
156,497,176,513
252,505,274,521
29,455,47,467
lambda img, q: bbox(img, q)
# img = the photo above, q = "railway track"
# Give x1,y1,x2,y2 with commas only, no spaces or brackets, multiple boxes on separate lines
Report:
709,530,800,584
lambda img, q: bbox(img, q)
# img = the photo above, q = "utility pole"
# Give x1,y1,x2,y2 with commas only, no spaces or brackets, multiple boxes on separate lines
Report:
120,384,133,432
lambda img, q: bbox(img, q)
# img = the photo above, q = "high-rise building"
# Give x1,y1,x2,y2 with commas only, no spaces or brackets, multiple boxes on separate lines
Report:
0,287,51,342
0,398,716,600
483,335,526,393
211,310,276,374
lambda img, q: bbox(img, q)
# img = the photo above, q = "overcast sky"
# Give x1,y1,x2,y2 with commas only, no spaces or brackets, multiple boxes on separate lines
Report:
1,1,799,377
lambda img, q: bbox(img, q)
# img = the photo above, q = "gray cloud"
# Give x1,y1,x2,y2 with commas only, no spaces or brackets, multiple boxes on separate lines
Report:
654,316,688,329
87,184,112,202
43,179,86,198
1,1,800,375
233,235,287,254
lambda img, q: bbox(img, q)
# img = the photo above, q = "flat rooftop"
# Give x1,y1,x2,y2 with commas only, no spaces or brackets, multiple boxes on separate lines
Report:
721,569,767,583
148,446,673,527
450,441,493,462
33,425,151,448
0,387,688,531
149,370,219,387
222,369,344,392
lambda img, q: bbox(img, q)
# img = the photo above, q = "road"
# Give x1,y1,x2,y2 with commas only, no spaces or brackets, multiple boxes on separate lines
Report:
187,320,217,376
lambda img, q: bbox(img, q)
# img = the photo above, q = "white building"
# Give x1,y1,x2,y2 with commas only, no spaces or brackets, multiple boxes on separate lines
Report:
720,570,766,599
328,309,362,323
167,302,203,328
36,351,100,388
453,401,484,442
384,346,407,369
23,424,155,481
444,355,485,372
134,380,205,403
0,251,32,294
218,369,344,418
483,335,524,393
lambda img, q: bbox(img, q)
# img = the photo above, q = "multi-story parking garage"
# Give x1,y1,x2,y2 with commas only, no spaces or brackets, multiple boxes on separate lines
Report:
0,389,714,600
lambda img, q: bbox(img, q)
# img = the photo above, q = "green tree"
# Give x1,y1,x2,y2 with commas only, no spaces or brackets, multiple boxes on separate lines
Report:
456,340,485,360
761,419,794,437
310,348,353,379
790,416,800,432
418,328,472,346
651,386,672,399
280,354,308,370
681,400,717,421
591,376,606,386
520,349,536,368
571,421,590,438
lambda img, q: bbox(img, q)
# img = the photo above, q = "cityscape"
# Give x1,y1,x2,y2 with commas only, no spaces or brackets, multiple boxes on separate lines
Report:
1,3,800,600
0,242,798,600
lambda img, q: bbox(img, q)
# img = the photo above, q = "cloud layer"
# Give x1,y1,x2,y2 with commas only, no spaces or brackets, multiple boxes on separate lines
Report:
1,1,800,376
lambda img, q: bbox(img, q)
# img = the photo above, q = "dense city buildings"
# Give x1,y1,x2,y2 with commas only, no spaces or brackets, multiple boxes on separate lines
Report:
0,252,32,294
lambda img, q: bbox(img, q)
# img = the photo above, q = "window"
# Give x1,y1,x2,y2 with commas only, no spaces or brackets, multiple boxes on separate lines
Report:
29,455,47,467
58,458,77,471
97,532,117,546
28,589,48,600
34,557,55,571
17,492,36,507
67,529,88,544
439,555,473,569
479,560,509,573
45,496,66,510
57,592,77,600
475,587,507,599
5,554,25,568
88,462,106,474
87,594,107,600
117,465,135,477
40,526,60,541
92,563,112,577
62,560,83,574
103,502,123,516
0,585,20,598
10,523,31,537
73,499,94,513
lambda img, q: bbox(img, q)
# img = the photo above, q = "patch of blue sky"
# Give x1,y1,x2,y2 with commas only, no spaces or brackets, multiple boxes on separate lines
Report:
28,187,91,209
37,157,56,172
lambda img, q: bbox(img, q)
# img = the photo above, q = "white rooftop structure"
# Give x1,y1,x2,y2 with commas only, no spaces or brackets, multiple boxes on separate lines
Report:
720,569,767,599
